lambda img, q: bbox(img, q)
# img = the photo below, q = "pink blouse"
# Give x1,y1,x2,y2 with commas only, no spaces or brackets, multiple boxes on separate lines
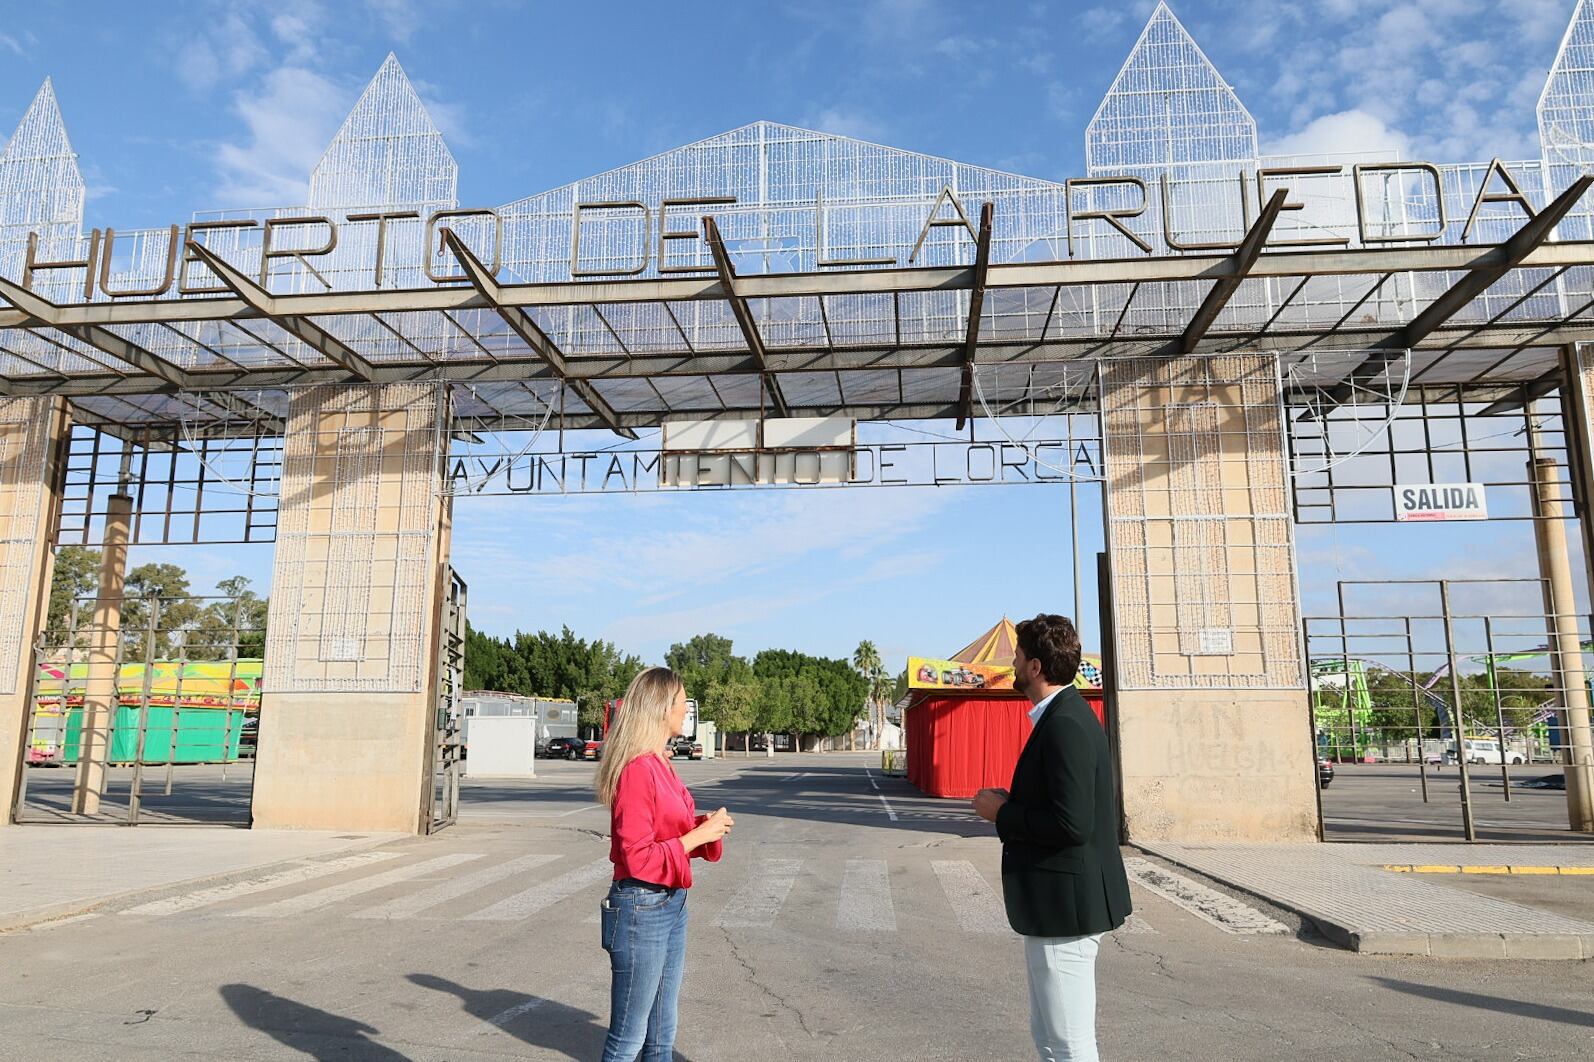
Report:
609,753,723,888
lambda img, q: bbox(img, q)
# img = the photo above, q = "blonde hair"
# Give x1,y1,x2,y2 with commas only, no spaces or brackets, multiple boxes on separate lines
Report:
595,667,683,806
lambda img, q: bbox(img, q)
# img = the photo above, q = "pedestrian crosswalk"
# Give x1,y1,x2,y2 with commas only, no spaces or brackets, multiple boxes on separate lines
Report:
108,848,1266,940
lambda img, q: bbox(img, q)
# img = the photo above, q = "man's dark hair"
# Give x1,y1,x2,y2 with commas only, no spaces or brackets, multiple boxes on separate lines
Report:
1015,614,1081,686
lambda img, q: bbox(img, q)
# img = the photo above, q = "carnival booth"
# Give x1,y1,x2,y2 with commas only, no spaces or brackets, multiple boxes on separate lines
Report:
903,618,1103,799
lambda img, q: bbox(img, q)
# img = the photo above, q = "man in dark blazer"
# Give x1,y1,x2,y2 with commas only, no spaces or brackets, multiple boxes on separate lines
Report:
972,613,1131,1061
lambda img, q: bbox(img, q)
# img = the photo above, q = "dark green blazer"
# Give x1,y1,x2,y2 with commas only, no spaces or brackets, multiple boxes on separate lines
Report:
995,684,1133,937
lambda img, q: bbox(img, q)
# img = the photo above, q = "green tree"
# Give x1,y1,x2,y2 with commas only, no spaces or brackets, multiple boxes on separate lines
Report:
45,545,101,646
463,624,645,738
666,633,751,700
186,575,269,660
852,639,883,749
117,563,201,659
754,648,869,747
703,677,760,754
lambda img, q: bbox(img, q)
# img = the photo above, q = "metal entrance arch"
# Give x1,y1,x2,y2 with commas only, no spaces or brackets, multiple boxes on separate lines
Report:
8,3,1594,837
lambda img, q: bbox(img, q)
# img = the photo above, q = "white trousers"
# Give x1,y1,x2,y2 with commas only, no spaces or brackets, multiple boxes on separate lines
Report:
1024,932,1103,1061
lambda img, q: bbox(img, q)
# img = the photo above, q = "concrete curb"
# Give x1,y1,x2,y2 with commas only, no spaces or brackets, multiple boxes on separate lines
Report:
1383,864,1594,876
1136,845,1594,960
0,833,405,934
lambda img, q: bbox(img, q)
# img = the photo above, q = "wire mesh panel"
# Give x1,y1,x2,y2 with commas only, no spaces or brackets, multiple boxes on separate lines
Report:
1306,579,1594,843
264,382,446,694
1101,354,1302,690
14,592,265,825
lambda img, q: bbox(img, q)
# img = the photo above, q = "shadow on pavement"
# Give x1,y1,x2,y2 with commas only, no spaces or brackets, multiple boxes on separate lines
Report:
461,757,992,839
408,973,691,1061
685,763,990,839
219,983,409,1060
1368,978,1594,1028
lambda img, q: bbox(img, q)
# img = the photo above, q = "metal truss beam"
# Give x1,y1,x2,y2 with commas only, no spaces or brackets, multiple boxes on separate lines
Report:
702,214,791,418
0,275,192,389
440,230,637,440
25,240,1594,337
4,323,1583,401
1180,189,1287,355
1477,374,1563,417
955,201,995,430
1394,176,1593,350
186,243,375,381
1316,175,1594,412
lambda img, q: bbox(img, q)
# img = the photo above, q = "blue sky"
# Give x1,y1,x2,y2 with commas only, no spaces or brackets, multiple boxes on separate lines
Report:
1,0,1586,671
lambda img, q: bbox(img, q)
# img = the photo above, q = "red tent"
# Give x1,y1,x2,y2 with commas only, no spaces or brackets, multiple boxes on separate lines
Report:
904,618,1104,799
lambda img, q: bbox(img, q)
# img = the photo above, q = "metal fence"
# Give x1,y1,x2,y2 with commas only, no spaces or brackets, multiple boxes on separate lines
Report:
1305,578,1594,842
13,592,264,826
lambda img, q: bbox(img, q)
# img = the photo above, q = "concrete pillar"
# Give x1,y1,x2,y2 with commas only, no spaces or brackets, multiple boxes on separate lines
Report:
69,492,130,815
1100,355,1316,842
1548,345,1594,830
1528,457,1594,831
0,397,71,827
252,383,452,833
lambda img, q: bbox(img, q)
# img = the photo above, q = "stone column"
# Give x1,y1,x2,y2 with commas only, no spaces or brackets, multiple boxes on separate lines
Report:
0,397,71,826
1099,354,1317,842
251,383,452,833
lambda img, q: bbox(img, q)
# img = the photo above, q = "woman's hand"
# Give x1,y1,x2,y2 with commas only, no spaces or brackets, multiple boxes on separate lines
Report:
683,807,734,851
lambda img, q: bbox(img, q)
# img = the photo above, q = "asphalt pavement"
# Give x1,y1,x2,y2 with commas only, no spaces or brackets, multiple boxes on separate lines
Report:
1,753,1591,1061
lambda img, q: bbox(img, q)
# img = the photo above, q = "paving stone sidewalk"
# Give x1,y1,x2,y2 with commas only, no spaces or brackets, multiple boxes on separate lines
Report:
1137,841,1594,959
0,826,402,931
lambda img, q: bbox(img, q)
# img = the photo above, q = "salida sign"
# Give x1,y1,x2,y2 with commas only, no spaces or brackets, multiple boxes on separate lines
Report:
1394,483,1488,522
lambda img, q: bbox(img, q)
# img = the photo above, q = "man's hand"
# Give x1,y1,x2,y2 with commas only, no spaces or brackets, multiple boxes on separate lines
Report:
971,787,1009,823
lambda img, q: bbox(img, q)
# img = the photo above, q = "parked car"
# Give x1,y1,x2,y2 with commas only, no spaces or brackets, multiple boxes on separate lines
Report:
1318,757,1334,788
583,740,603,761
238,717,259,759
1461,738,1524,765
545,737,587,760
670,737,703,760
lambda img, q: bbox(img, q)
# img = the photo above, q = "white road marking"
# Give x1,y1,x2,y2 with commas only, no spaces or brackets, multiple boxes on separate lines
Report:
21,912,101,932
836,858,896,932
931,860,1010,934
1123,857,1289,935
120,851,403,917
713,858,802,928
351,853,561,920
865,769,899,821
459,804,603,820
231,854,483,918
464,858,613,922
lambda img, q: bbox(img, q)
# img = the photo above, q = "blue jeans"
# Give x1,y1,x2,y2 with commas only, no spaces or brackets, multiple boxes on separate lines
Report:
600,880,688,1062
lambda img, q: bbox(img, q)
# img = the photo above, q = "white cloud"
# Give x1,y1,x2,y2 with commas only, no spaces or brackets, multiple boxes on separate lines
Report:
364,0,423,43
801,107,888,142
1265,109,1413,160
213,66,351,206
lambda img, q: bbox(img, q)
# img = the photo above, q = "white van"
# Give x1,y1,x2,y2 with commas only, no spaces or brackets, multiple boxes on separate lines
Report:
1460,737,1524,765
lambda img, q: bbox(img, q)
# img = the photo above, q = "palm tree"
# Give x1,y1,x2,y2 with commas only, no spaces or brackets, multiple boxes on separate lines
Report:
871,672,896,744
852,640,883,749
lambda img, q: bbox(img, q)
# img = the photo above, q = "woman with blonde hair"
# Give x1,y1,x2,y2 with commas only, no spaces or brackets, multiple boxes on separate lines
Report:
594,666,733,1062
